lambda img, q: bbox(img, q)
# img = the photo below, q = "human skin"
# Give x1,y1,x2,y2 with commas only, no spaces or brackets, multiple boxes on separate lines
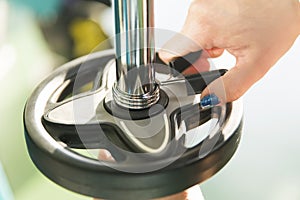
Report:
95,1,300,199
159,0,300,103
94,150,204,200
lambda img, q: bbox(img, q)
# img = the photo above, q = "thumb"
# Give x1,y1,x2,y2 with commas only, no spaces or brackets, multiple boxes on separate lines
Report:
201,57,270,103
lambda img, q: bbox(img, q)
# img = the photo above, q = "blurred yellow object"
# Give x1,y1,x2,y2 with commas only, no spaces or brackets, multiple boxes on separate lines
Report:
69,18,108,57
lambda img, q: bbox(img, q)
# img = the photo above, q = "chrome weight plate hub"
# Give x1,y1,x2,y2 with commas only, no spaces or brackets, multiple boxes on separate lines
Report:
24,49,243,199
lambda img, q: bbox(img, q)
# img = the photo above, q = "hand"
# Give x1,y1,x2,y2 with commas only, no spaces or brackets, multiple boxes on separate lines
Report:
153,185,204,200
94,150,205,200
159,0,300,102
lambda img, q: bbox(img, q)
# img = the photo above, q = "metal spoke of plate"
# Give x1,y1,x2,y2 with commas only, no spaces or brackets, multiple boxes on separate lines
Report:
24,50,243,200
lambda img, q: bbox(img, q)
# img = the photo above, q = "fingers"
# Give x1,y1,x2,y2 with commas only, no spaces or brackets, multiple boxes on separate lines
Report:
153,185,204,200
158,32,202,63
158,34,224,63
201,56,270,103
159,35,225,75
93,150,115,200
95,151,204,200
98,149,115,162
206,48,225,58
182,50,211,75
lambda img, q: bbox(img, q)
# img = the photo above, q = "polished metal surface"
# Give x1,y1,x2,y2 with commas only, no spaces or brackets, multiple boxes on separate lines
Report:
112,82,160,110
24,50,243,199
113,0,158,109
34,50,240,158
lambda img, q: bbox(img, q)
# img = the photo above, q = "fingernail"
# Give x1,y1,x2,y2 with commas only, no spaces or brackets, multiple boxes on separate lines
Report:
200,94,220,108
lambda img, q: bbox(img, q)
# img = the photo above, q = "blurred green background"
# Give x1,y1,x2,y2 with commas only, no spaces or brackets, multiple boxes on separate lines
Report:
1,0,300,199
0,0,108,199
